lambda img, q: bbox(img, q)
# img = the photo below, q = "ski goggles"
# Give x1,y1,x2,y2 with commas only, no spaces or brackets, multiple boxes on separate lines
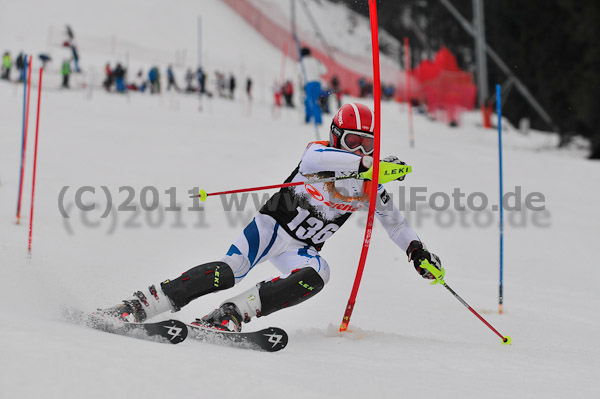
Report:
335,126,375,155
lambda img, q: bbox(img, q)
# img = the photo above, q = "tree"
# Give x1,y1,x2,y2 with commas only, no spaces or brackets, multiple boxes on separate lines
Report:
328,0,600,159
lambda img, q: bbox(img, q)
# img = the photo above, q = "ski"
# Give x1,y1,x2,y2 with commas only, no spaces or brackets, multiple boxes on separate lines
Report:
63,308,188,344
187,323,288,352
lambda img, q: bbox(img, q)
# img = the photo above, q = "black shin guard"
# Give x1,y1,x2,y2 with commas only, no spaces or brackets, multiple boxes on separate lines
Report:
161,261,235,310
258,268,325,317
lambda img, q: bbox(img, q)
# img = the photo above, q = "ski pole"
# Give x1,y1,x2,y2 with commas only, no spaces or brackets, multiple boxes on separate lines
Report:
191,164,412,201
420,260,512,345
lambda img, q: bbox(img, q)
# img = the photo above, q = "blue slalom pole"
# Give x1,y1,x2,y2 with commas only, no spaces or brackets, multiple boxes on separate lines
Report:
16,54,29,223
496,84,504,314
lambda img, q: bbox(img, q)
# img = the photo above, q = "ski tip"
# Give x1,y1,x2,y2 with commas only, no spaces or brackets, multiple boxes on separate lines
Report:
501,335,512,345
154,320,188,344
263,327,288,352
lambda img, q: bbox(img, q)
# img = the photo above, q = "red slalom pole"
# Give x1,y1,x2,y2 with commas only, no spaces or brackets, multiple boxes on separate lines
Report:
16,55,33,224
28,67,44,256
340,0,382,332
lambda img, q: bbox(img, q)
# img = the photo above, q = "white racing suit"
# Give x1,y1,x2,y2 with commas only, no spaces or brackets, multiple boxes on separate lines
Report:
221,141,419,284
108,142,421,326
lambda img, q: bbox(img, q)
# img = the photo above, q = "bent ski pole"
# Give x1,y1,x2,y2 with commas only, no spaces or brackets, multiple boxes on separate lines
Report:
192,164,412,201
420,260,512,345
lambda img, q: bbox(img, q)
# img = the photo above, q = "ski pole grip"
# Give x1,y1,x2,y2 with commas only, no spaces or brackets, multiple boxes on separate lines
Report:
420,259,446,285
359,163,413,183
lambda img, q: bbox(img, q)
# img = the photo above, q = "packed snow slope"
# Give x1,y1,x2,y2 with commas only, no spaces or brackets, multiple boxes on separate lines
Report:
1,1,599,398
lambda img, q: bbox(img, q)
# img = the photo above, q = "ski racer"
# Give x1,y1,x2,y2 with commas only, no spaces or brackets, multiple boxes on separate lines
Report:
99,102,442,332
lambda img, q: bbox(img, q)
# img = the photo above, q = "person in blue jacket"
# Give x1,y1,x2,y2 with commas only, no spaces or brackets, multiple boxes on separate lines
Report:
300,47,327,125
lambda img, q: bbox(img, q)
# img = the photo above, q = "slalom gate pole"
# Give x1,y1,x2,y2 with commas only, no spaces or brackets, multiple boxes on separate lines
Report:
420,260,511,345
497,84,504,314
16,55,32,224
191,165,412,201
404,38,414,148
28,67,43,256
339,0,382,332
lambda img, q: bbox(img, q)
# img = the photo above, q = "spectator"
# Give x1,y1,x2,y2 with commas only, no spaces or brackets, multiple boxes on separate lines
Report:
365,81,373,97
148,66,160,94
135,70,146,92
246,77,253,101
70,42,80,73
318,87,331,114
65,25,74,41
196,66,205,94
185,68,195,93
383,84,395,101
1,52,11,80
113,63,126,93
358,76,367,97
216,71,226,97
16,52,25,82
283,80,294,107
299,47,327,125
63,25,80,73
273,81,282,108
61,60,71,88
166,65,179,91
229,73,236,99
103,63,113,91
38,53,52,69
331,75,342,109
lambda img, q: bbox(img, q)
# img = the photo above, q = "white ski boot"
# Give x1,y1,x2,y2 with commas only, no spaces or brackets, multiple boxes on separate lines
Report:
97,284,175,323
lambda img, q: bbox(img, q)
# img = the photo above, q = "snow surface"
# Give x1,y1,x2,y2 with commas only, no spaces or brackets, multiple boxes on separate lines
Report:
1,1,599,398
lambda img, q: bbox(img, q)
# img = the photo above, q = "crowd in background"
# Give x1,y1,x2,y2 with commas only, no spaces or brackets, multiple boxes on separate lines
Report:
1,25,80,89
101,62,253,103
1,27,398,121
